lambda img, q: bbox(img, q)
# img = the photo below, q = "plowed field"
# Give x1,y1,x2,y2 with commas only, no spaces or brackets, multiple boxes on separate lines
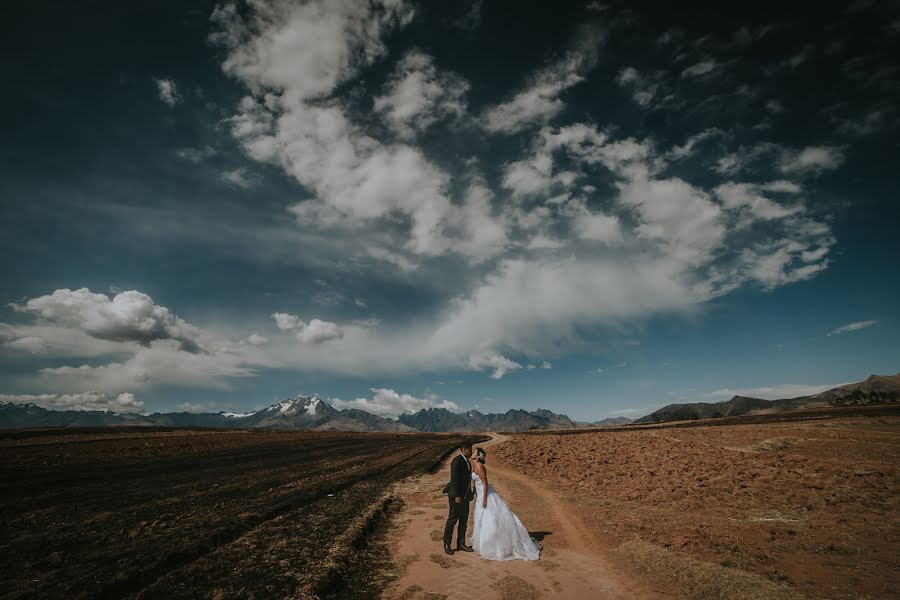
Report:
0,427,483,599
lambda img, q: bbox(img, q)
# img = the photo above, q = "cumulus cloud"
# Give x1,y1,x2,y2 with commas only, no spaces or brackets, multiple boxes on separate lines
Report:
329,387,459,418
271,312,343,344
10,288,204,353
0,391,143,412
177,1,840,384
481,24,604,133
827,320,877,336
215,0,505,262
154,78,180,106
1,287,267,395
373,49,468,138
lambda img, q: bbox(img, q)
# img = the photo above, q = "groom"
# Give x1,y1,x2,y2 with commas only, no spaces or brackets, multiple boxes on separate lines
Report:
443,442,475,555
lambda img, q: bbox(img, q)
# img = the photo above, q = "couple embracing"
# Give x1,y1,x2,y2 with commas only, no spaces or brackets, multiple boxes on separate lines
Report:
442,442,541,561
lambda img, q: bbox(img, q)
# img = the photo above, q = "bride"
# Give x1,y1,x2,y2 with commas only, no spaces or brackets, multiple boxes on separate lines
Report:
470,447,541,561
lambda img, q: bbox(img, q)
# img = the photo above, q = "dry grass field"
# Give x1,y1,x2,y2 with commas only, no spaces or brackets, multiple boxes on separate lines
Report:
492,412,899,600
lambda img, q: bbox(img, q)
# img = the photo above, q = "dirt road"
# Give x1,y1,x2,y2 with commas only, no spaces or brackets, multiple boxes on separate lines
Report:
383,434,671,600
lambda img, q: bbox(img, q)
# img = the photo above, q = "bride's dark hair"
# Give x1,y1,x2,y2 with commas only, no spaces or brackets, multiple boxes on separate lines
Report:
475,447,486,463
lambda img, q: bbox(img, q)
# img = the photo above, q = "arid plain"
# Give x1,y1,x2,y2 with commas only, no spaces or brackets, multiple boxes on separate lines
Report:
1,408,897,600
490,410,899,600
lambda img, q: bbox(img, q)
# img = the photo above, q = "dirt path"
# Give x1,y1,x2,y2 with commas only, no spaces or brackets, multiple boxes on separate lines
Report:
382,434,672,600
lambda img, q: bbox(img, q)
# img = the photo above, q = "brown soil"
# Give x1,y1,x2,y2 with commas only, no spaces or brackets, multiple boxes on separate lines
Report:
0,427,482,599
492,415,900,599
381,435,672,599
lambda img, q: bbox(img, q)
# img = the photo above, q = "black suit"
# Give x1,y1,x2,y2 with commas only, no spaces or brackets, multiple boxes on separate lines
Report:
443,453,473,547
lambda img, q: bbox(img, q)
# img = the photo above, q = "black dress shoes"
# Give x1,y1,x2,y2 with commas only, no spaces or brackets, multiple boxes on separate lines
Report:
443,543,454,555
456,544,475,552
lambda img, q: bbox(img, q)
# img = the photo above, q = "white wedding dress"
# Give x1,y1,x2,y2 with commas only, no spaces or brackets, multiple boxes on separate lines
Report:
470,471,541,560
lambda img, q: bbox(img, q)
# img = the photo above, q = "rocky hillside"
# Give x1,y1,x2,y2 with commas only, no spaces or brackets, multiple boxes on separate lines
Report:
636,373,900,424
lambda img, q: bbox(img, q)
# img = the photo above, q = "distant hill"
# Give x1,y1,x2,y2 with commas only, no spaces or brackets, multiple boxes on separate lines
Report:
397,407,580,432
635,373,900,424
582,416,634,426
0,396,570,432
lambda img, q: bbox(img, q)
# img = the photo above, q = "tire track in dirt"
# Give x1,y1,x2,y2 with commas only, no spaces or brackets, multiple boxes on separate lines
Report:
383,434,672,600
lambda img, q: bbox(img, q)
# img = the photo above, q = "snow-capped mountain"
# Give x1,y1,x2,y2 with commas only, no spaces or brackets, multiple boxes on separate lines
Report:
234,396,339,429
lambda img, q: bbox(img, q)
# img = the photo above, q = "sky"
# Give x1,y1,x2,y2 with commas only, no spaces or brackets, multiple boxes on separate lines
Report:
1,1,898,421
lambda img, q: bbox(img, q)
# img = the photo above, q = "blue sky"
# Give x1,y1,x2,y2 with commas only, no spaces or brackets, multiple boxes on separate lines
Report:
1,1,898,420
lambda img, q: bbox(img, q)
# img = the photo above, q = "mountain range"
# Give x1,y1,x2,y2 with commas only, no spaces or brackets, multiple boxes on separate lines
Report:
635,373,900,424
0,395,609,432
2,373,895,432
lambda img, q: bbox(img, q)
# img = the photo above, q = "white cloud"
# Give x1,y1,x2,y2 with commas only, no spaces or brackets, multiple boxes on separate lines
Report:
176,146,217,163
766,45,813,73
10,288,204,353
154,78,180,106
765,99,785,114
588,361,626,374
572,206,623,243
828,320,877,336
221,168,254,188
778,145,844,175
620,174,726,267
2,288,269,395
160,1,846,387
467,352,522,379
836,107,894,137
1,323,127,358
481,25,604,133
272,312,302,331
616,67,672,108
216,0,493,260
271,312,343,344
298,319,343,344
714,182,804,225
714,142,778,175
175,401,236,414
373,49,468,138
704,381,849,400
0,391,143,412
246,333,268,345
681,59,718,78
666,128,722,161
33,340,257,394
329,387,458,418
